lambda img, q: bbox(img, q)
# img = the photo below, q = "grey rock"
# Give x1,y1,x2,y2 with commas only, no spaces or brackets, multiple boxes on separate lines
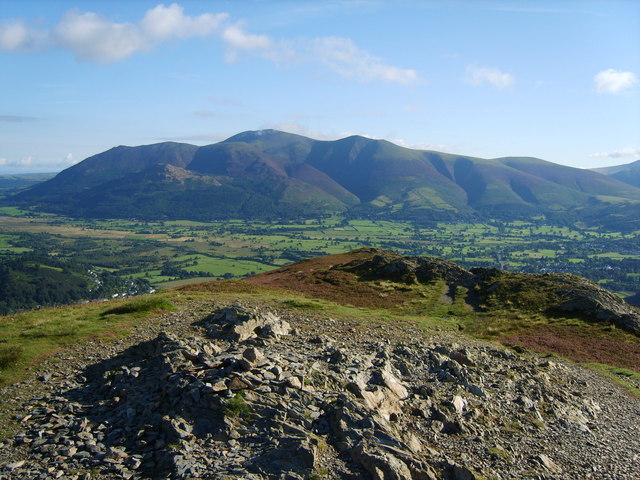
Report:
535,453,562,473
352,441,413,480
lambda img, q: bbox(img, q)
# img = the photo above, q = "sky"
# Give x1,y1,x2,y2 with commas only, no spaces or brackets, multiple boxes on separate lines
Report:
1,0,639,174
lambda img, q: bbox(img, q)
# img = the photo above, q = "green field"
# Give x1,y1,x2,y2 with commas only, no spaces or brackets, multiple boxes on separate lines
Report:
0,212,638,297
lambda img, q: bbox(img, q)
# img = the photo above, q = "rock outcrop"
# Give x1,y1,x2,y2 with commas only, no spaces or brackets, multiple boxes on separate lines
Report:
335,249,640,335
1,303,638,479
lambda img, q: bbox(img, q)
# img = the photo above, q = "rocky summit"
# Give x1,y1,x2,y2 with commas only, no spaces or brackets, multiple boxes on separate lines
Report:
1,300,638,479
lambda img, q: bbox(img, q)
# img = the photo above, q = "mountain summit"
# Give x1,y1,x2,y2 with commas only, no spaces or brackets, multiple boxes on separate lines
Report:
7,130,640,227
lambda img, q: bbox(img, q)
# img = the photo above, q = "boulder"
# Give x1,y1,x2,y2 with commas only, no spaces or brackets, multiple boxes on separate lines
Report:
204,306,291,342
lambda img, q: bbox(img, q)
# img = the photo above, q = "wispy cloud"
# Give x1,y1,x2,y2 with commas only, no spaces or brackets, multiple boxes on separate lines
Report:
465,65,515,89
310,36,418,85
594,69,638,94
0,3,418,85
221,22,273,63
0,115,37,122
590,147,640,159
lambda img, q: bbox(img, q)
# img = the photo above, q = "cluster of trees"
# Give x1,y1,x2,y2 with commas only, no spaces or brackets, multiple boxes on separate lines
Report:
159,262,213,279
0,254,152,315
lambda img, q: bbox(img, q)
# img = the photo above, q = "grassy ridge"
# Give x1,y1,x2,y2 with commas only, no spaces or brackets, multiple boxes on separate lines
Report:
0,296,176,385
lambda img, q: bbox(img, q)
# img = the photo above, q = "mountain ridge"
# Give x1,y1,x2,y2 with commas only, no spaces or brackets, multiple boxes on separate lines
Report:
6,130,640,227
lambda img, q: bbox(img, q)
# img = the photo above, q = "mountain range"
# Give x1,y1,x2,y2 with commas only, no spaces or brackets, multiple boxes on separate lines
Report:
6,130,640,228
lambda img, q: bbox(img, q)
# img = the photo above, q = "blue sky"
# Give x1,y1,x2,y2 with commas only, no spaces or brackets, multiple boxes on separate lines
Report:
1,0,639,173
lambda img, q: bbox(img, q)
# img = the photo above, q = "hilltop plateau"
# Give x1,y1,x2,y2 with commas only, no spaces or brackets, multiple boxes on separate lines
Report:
1,249,639,479
5,130,640,229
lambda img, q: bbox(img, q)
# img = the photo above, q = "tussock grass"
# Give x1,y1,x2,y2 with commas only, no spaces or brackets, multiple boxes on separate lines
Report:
280,299,325,311
0,345,22,370
101,297,175,316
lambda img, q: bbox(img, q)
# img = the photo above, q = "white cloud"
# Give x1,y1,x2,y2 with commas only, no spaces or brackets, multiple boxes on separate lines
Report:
64,152,76,165
465,65,515,89
141,3,226,40
0,19,47,52
221,23,274,62
52,5,228,63
594,69,638,94
0,20,30,50
0,158,7,166
0,5,271,64
0,4,226,63
222,23,272,51
54,11,147,63
311,36,418,85
0,4,419,85
590,147,640,159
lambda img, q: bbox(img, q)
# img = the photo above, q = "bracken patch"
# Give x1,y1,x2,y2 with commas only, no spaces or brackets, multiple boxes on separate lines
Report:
500,324,640,372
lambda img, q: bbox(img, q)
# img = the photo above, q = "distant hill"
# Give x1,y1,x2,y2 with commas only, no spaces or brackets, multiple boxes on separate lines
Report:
0,173,55,195
6,130,640,227
592,159,640,188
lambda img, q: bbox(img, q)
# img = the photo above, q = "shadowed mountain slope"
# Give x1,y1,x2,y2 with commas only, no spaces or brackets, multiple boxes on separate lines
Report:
593,159,640,188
